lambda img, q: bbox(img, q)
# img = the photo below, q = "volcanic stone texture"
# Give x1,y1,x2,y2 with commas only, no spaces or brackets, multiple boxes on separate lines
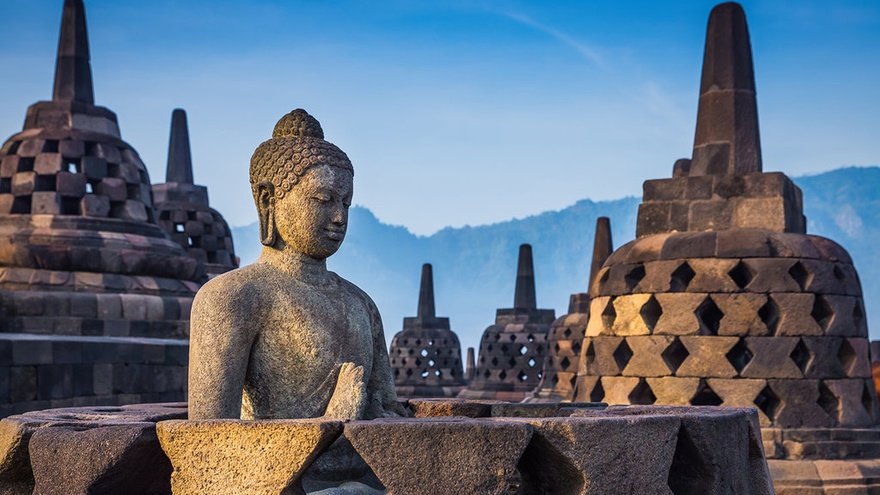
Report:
0,401,775,494
0,0,203,417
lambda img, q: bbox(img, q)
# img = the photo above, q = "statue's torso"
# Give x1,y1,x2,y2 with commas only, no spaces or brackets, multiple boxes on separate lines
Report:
241,269,375,419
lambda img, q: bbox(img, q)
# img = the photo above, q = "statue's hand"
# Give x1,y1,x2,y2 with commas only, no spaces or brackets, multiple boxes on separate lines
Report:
323,362,367,420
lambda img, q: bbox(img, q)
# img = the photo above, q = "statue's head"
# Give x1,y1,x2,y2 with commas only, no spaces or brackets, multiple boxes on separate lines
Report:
250,109,354,260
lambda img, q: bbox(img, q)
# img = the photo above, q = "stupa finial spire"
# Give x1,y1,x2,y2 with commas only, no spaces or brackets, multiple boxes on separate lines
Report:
689,2,761,176
416,263,437,322
513,244,537,310
166,109,195,184
589,217,613,290
53,0,94,104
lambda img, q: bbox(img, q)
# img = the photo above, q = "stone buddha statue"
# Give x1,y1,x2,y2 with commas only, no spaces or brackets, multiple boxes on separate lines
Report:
188,109,405,421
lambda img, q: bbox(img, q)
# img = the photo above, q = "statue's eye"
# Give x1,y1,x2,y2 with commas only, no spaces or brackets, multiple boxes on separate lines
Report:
312,194,331,203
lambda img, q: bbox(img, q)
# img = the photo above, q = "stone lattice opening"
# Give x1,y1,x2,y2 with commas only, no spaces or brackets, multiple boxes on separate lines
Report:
758,298,780,335
837,339,857,375
691,381,722,406
788,261,811,291
854,302,865,329
629,379,656,405
833,265,846,282
598,267,611,288
817,381,840,425
789,338,811,375
590,379,605,402
862,382,877,420
584,342,596,368
669,261,696,292
625,264,646,291
602,298,617,329
662,337,690,374
725,339,753,374
613,339,634,372
754,385,781,423
560,356,571,370
811,295,834,331
695,297,723,336
727,261,754,290
640,296,663,331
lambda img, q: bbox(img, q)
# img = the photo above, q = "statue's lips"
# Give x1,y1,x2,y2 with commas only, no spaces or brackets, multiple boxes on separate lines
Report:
324,228,345,241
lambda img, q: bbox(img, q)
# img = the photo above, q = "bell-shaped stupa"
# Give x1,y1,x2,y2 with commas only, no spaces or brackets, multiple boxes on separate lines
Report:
458,244,555,401
0,0,201,416
388,264,466,398
529,217,612,402
152,109,238,277
572,3,880,491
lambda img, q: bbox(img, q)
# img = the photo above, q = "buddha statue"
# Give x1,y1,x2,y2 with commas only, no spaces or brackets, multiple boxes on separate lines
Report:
188,109,405,421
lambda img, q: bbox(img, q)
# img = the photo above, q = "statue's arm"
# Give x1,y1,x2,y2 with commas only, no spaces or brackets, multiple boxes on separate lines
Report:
187,279,258,419
363,298,409,418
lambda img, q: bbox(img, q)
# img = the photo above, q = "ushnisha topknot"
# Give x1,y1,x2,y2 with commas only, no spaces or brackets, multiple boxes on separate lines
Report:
250,109,353,200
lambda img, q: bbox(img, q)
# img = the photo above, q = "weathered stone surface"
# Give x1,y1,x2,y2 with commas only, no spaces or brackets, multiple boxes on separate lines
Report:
157,419,342,495
30,423,170,495
188,109,404,421
345,418,532,495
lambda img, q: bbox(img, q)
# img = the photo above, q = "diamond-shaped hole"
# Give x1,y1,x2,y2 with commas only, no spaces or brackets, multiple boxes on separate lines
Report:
560,356,572,370
517,370,528,382
613,339,634,371
854,302,865,329
691,380,722,406
695,296,724,336
602,298,617,329
669,261,696,292
563,328,572,338
598,267,611,288
833,265,846,282
818,381,839,424
590,379,605,402
519,345,528,356
812,295,834,331
640,295,663,331
628,379,656,405
584,342,596,367
788,261,811,291
754,385,781,422
790,339,811,374
863,382,876,418
527,358,537,368
508,357,517,368
758,297,780,335
499,370,507,381
662,337,689,374
838,339,857,374
725,339,753,374
728,261,754,290
624,264,646,291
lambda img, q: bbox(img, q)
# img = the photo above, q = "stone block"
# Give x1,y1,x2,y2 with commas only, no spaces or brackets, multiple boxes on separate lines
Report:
744,259,802,293
731,198,789,231
660,232,717,260
81,156,107,180
585,297,614,337
713,293,769,336
636,260,677,292
599,376,640,405
10,172,35,196
9,367,36,403
30,192,63,214
1,156,20,177
741,337,803,379
623,233,671,264
116,200,148,222
646,377,700,405
825,379,874,427
677,337,738,378
653,293,704,336
158,419,342,495
514,415,680,494
55,172,86,197
689,199,733,231
345,418,532,495
12,340,52,365
96,177,127,201
59,139,84,158
583,337,625,376
623,336,676,377
611,294,653,336
708,378,770,425
33,153,62,175
685,258,739,293
774,294,823,337
0,418,37,495
635,202,670,237
408,399,492,418
94,143,122,164
80,194,110,217
769,379,833,428
116,162,141,184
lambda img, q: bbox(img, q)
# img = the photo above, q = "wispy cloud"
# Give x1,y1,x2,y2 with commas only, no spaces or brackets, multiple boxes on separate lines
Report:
501,11,605,69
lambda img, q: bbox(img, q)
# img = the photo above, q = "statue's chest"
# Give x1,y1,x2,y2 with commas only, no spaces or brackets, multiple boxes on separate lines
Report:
262,288,373,365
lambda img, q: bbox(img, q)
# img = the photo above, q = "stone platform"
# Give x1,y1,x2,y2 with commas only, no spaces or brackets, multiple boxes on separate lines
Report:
0,401,773,494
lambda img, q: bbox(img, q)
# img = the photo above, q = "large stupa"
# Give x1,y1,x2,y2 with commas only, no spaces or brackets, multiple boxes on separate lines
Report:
0,0,201,416
571,3,880,492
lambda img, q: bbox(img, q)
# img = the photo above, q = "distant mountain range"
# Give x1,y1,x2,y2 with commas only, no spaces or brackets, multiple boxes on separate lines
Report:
232,166,880,352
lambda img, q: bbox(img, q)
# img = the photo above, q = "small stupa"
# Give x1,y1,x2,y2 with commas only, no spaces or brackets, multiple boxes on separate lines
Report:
530,217,612,402
388,264,466,398
458,244,555,401
152,109,238,277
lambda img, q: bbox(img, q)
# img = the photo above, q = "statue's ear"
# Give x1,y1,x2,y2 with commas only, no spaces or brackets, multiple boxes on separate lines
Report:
256,181,276,247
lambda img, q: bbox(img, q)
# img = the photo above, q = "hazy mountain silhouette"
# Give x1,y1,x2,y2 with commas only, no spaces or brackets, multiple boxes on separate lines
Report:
232,166,880,351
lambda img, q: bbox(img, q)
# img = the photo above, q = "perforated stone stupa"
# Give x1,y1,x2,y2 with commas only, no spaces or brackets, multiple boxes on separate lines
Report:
459,244,555,401
530,217,612,402
572,3,880,492
388,264,465,398
152,109,237,277
0,0,200,416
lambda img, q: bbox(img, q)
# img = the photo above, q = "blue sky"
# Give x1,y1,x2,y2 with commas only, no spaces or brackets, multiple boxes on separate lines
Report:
0,0,878,234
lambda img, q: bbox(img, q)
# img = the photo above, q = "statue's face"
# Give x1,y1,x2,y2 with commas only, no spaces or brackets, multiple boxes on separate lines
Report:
274,165,353,260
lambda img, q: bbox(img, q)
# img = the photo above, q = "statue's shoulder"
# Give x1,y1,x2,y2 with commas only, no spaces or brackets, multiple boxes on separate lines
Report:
333,273,380,315
193,264,274,317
